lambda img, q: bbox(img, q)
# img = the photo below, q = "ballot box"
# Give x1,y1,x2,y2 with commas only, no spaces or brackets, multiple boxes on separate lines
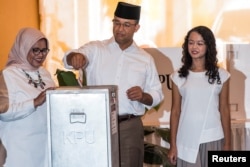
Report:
46,86,119,167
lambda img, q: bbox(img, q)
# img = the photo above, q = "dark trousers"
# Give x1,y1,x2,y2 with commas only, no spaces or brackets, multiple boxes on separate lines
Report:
119,116,144,167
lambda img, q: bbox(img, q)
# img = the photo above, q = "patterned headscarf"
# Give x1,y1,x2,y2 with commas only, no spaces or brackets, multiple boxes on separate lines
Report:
6,27,49,71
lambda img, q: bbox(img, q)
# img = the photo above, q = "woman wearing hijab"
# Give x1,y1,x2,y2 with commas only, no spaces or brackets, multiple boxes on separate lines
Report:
0,27,55,167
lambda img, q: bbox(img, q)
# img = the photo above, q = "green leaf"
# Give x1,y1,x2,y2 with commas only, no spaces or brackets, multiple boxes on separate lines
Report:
145,101,163,113
55,69,79,86
144,142,163,164
144,142,175,167
144,126,175,167
155,127,171,143
144,126,156,136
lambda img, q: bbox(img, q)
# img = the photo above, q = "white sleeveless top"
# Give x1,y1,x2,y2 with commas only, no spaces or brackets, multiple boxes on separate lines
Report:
171,68,230,163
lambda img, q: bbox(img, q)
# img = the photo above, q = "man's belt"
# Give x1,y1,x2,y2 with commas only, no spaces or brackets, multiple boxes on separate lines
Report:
118,114,138,123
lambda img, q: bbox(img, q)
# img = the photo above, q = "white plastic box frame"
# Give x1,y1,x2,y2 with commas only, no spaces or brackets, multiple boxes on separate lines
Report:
46,86,119,167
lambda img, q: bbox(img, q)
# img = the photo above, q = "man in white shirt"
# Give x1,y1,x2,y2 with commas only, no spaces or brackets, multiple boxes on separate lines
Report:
63,2,164,167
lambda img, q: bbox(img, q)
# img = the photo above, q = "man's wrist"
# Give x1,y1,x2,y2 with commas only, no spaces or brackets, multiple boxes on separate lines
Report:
140,92,145,102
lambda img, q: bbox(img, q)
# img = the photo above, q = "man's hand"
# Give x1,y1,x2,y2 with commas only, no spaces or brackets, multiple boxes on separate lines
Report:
67,52,87,70
126,86,144,101
126,86,153,105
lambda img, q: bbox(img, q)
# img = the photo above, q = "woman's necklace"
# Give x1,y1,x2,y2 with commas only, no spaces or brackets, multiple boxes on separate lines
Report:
22,69,46,89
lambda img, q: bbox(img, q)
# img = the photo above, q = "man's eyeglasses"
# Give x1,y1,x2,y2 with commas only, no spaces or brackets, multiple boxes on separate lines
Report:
32,48,50,56
112,19,137,29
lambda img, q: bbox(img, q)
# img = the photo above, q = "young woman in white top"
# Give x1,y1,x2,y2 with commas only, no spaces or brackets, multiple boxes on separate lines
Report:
168,25,231,167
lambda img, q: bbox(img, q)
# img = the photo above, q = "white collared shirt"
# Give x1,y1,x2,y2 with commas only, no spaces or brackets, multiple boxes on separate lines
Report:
63,37,164,116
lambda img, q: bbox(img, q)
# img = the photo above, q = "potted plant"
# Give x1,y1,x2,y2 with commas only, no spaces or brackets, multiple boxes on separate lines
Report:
144,126,175,167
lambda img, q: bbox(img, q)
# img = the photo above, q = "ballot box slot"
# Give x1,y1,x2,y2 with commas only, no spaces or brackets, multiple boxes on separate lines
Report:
69,110,86,124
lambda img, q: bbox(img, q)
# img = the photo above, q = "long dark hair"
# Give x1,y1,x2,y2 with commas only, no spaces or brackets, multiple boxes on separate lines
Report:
178,25,221,84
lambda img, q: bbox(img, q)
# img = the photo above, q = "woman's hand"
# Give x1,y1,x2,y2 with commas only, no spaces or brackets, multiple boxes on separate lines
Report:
34,87,55,108
168,146,178,165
